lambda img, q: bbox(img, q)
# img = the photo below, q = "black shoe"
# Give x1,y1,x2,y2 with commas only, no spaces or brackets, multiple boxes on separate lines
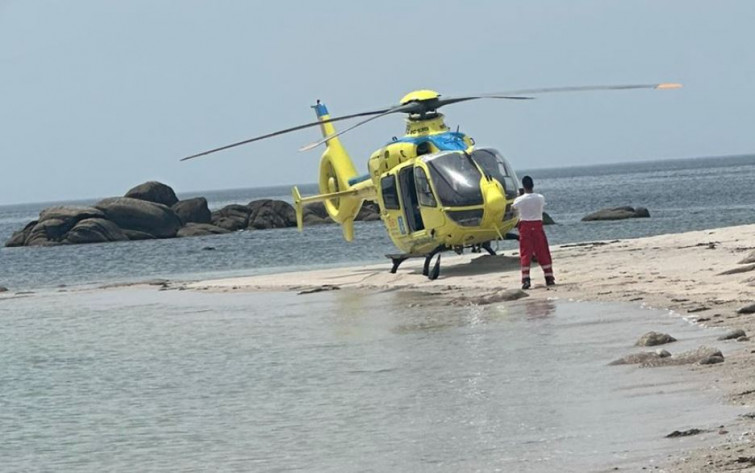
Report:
522,278,531,290
545,276,556,287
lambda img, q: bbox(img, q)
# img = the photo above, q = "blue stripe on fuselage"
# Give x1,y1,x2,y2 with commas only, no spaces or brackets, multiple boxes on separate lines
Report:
388,132,468,151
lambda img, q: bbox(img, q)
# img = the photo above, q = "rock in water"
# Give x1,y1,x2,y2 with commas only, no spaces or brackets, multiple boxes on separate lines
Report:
122,229,156,240
95,197,181,238
581,206,651,222
24,219,70,246
211,204,252,231
356,201,381,221
65,218,129,244
172,197,211,224
124,181,179,207
247,199,296,229
542,212,556,225
176,223,232,237
635,331,677,346
5,220,38,247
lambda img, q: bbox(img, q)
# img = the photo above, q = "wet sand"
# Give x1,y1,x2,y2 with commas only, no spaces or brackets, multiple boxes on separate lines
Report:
186,223,755,472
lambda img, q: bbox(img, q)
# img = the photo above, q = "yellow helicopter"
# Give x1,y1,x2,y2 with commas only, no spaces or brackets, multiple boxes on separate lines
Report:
183,83,681,279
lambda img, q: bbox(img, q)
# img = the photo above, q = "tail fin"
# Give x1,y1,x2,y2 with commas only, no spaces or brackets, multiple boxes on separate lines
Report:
311,101,363,241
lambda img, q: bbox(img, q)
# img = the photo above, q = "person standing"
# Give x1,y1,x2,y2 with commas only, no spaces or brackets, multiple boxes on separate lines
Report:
512,176,555,289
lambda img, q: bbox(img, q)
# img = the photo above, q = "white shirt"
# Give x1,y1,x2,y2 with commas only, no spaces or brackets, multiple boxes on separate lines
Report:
512,192,545,221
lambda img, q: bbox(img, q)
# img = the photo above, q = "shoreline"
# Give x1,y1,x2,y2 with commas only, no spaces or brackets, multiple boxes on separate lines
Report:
185,223,755,471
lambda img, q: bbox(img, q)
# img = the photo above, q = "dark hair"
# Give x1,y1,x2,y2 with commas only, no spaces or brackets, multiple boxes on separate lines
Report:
521,175,534,190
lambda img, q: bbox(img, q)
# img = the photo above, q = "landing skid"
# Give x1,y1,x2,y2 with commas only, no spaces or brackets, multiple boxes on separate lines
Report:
385,240,502,280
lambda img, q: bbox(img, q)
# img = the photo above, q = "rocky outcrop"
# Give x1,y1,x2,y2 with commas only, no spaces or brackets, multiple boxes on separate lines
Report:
122,229,156,240
542,212,556,225
177,223,231,237
172,197,211,225
6,206,107,247
5,181,385,247
247,200,296,229
211,204,251,231
125,181,179,207
65,218,129,244
582,206,650,222
95,197,182,238
5,221,38,247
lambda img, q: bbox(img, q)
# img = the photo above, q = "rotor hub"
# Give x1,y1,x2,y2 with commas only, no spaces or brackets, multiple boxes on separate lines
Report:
399,89,441,105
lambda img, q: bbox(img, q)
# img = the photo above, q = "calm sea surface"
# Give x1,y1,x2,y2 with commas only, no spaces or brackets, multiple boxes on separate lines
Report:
0,289,740,472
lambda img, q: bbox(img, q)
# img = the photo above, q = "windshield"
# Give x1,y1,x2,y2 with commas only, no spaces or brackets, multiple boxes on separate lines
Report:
471,148,519,199
424,152,483,207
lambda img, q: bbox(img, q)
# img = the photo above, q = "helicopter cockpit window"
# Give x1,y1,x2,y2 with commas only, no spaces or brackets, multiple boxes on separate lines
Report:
471,148,520,199
381,175,400,210
413,167,437,207
424,152,483,207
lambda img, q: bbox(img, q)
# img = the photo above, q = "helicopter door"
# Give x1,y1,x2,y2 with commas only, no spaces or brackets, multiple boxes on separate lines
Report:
398,166,425,232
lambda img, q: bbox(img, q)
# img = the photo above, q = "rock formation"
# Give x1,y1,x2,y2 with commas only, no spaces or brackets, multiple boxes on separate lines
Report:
582,206,650,222
5,181,387,247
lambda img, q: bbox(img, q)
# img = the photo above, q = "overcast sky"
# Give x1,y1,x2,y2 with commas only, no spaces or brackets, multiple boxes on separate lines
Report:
1,0,753,204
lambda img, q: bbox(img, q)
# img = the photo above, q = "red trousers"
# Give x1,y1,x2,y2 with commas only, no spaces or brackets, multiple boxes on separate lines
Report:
518,220,554,282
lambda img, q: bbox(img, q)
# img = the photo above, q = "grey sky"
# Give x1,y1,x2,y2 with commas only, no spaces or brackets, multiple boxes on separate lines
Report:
1,0,753,205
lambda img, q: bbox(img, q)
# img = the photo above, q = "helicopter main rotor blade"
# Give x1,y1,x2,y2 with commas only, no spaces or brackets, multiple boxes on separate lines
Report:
299,102,419,152
180,108,393,161
435,82,682,107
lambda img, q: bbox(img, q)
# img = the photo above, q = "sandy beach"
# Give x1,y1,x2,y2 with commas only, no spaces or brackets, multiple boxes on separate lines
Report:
187,223,755,471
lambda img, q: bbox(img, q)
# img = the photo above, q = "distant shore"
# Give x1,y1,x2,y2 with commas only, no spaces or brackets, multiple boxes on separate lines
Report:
185,223,755,472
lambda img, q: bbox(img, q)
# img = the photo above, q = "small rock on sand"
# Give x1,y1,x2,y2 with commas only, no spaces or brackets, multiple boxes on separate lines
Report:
738,251,755,265
297,285,340,295
717,264,755,276
453,289,529,306
718,329,747,341
609,349,671,366
641,346,723,367
737,303,755,314
666,428,706,438
636,331,677,346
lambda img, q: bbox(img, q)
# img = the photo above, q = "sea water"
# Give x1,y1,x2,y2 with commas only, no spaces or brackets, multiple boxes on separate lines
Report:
0,288,741,472
1,154,755,290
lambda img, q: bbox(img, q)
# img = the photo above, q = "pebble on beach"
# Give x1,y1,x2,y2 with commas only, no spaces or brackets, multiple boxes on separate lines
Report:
737,303,755,314
717,329,747,341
